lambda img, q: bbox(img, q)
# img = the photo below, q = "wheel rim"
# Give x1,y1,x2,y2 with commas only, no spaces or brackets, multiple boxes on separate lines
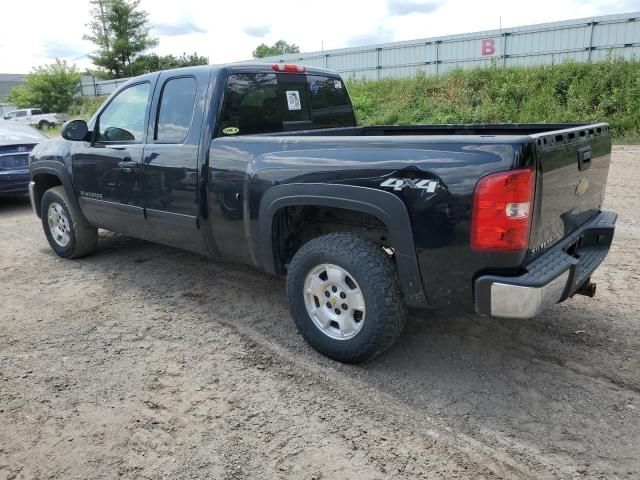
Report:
47,202,71,247
303,263,366,340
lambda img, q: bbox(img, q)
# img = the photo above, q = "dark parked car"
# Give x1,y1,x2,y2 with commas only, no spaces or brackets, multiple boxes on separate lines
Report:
0,124,47,195
28,63,616,363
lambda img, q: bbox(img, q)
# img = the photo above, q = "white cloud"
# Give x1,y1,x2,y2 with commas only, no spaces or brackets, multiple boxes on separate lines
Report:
387,0,445,16
0,0,635,73
152,18,207,36
243,25,272,38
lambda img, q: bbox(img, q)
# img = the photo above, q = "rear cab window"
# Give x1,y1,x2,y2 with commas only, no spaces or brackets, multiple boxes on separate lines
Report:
218,71,355,136
155,77,197,143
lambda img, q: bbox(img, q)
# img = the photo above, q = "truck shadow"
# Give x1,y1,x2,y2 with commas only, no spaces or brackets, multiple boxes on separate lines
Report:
84,231,639,473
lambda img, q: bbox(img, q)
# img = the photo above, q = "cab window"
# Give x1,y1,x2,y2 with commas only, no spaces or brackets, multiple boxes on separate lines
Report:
96,82,150,142
307,76,354,128
218,72,355,136
155,77,197,144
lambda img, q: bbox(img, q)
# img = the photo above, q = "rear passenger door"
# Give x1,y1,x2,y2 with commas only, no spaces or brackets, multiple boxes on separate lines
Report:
141,71,208,253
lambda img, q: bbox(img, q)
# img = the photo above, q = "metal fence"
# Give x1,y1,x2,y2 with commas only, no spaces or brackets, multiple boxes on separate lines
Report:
261,11,640,80
80,76,131,97
80,11,640,96
0,103,17,115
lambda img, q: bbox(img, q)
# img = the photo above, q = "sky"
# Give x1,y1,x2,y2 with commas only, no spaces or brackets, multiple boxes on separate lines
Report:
1,0,639,73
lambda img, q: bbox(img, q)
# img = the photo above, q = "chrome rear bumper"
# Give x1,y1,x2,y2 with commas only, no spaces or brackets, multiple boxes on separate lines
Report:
474,211,616,319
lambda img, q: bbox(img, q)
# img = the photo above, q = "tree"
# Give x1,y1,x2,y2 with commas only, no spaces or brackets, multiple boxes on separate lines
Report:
84,0,158,78
252,40,300,58
129,52,209,75
7,60,80,112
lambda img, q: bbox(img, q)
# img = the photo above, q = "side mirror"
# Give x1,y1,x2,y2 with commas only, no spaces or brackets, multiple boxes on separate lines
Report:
61,119,89,141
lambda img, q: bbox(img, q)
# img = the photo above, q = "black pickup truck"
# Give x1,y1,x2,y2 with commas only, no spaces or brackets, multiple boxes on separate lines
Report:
28,63,616,363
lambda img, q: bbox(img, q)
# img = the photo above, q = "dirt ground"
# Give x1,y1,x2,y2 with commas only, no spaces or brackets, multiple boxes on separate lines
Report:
1,146,638,480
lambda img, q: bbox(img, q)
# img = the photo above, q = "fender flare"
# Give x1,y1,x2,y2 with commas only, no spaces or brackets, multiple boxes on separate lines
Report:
258,183,428,308
30,161,89,226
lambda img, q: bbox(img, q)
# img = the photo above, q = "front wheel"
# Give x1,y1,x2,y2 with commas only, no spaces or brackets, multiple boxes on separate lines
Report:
41,186,97,258
286,233,406,363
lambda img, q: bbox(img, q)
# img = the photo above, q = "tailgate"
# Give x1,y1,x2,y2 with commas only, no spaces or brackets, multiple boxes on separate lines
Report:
528,124,611,259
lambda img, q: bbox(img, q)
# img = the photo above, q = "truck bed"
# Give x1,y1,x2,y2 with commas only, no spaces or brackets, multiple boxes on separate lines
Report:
212,121,611,309
265,123,603,138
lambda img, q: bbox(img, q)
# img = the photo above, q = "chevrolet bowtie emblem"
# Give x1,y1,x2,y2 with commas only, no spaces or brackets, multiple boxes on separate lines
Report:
575,177,589,196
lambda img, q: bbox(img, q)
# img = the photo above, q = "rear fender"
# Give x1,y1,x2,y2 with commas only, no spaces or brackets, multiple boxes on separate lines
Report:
259,183,428,308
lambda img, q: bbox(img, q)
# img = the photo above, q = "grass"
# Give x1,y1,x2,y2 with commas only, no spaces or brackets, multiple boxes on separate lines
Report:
43,125,61,138
346,58,640,141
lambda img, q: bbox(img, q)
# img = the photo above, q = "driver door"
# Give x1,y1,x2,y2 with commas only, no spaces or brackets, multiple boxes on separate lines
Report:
72,79,156,237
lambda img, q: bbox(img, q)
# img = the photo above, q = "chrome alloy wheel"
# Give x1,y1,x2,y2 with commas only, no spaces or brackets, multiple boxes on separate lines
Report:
303,264,366,340
47,202,71,248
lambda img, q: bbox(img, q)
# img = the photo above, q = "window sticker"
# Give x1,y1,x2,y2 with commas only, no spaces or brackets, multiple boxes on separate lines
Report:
222,126,239,135
310,81,320,95
286,90,301,110
334,80,342,89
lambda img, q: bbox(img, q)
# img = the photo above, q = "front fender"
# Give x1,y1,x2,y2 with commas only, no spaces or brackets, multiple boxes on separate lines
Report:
30,161,88,224
258,183,428,308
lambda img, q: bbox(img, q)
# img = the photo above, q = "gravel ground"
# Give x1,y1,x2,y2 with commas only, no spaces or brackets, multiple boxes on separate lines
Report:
1,146,638,480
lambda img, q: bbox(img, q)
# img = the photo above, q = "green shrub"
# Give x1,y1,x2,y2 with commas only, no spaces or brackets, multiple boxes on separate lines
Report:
67,96,107,119
347,58,640,140
7,60,81,113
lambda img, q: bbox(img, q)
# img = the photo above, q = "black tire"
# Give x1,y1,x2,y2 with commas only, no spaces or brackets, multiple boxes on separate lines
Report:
38,120,51,130
40,186,97,258
286,233,406,363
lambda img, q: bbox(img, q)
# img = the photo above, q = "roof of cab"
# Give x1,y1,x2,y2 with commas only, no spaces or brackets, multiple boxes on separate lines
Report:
224,62,341,77
138,62,339,78
117,62,342,92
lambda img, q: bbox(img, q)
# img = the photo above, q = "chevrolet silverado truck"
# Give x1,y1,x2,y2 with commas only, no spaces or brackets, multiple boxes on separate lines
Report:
2,108,66,129
28,63,616,363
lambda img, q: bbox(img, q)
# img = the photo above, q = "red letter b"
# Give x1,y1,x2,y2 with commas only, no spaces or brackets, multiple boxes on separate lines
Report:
482,38,495,56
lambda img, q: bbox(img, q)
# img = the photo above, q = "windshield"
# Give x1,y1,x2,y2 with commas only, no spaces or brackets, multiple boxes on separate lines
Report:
219,72,356,136
0,124,48,143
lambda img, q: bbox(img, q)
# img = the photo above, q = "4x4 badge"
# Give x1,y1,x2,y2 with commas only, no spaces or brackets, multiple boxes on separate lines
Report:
380,178,438,192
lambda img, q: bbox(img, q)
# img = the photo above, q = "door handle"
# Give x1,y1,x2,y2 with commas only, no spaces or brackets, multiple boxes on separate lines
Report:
118,160,140,172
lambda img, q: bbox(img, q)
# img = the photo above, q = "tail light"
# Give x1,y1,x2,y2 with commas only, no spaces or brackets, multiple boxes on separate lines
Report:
272,63,306,73
471,168,535,252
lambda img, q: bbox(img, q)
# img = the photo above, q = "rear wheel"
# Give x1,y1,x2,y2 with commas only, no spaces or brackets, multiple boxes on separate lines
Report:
286,233,406,363
41,186,97,258
38,120,51,130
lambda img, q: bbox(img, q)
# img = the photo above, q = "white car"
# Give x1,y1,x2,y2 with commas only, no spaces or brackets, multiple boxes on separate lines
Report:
1,108,66,129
